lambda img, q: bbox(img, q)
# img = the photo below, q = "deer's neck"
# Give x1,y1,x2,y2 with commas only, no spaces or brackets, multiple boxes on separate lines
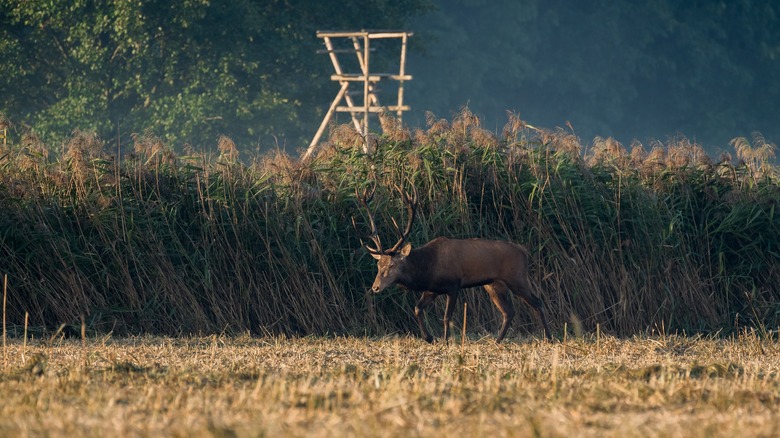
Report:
396,247,437,291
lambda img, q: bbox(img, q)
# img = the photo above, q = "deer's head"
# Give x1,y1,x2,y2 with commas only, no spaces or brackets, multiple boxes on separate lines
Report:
357,185,417,294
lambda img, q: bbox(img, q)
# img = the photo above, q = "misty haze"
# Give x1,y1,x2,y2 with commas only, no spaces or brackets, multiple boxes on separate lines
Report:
404,0,779,155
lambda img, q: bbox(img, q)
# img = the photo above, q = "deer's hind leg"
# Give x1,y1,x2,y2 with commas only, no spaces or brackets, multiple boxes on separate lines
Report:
509,274,552,340
484,282,515,343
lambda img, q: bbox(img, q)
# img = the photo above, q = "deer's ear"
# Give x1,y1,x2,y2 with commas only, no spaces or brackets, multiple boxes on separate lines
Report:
371,252,382,261
400,242,412,257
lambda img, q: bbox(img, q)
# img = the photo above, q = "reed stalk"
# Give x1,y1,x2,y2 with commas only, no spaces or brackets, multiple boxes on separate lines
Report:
0,112,777,339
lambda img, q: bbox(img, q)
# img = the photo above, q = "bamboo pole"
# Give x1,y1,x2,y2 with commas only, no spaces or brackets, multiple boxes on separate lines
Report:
397,33,409,120
303,82,350,161
362,34,370,142
352,37,380,108
324,36,362,132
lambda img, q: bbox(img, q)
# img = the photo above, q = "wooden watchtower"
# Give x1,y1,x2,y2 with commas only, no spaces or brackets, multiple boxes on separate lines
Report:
303,30,412,160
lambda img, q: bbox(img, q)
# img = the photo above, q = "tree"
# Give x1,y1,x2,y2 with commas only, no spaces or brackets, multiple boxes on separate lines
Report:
0,0,431,150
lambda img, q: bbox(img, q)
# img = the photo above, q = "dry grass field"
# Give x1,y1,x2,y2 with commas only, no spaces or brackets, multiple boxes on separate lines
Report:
1,332,779,437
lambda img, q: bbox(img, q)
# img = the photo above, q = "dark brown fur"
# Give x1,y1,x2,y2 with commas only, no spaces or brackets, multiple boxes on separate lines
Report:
370,237,552,343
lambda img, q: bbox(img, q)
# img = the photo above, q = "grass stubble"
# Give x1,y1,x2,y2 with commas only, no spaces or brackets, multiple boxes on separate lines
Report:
0,333,778,437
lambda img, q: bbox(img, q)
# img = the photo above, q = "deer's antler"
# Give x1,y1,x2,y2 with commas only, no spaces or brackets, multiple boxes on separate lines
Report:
386,184,417,254
356,186,383,254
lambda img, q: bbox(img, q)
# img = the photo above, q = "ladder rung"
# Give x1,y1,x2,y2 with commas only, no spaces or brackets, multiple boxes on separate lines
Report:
336,105,410,113
331,74,381,82
317,48,376,54
373,74,412,81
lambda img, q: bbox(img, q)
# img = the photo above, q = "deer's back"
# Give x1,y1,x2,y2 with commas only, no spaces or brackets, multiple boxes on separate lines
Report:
415,237,529,289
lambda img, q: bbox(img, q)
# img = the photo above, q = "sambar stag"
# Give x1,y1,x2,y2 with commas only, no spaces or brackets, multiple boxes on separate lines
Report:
358,187,553,343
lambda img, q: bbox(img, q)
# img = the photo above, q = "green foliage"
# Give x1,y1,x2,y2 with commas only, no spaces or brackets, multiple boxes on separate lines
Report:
0,0,431,148
3,0,778,154
1,110,779,338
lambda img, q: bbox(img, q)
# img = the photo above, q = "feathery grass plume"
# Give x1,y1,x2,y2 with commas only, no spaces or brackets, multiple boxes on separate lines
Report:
425,111,450,138
0,112,10,158
731,132,777,179
132,131,176,167
260,148,301,188
217,135,239,163
501,113,539,165
259,148,320,201
328,123,364,152
412,128,429,147
216,135,240,185
0,112,9,131
665,134,707,169
378,110,411,143
640,140,666,174
179,143,209,172
365,133,380,156
20,132,50,172
629,140,647,168
62,129,103,170
0,128,58,201
537,126,582,160
586,136,627,167
665,137,690,169
502,111,527,144
61,129,106,199
0,112,11,163
471,126,499,150
0,112,12,157
449,106,482,153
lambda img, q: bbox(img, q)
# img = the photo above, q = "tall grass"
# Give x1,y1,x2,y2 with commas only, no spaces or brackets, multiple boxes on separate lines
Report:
0,110,778,338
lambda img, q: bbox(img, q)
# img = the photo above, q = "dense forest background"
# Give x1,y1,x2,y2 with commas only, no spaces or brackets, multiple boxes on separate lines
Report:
1,0,779,153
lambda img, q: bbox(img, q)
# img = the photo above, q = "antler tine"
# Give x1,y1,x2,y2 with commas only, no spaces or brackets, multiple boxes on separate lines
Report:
355,186,383,254
387,183,417,254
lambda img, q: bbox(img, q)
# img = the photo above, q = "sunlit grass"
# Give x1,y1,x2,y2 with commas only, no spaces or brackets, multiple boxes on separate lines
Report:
1,334,778,437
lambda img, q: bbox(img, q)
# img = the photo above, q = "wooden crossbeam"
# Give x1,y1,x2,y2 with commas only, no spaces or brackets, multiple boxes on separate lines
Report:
303,30,412,161
335,106,410,113
316,31,414,39
330,74,382,82
330,74,413,82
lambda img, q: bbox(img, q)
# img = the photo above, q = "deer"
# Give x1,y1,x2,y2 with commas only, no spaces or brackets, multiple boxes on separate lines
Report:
357,185,553,344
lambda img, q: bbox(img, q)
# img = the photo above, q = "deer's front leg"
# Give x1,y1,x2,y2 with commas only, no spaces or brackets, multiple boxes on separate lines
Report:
414,291,437,343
